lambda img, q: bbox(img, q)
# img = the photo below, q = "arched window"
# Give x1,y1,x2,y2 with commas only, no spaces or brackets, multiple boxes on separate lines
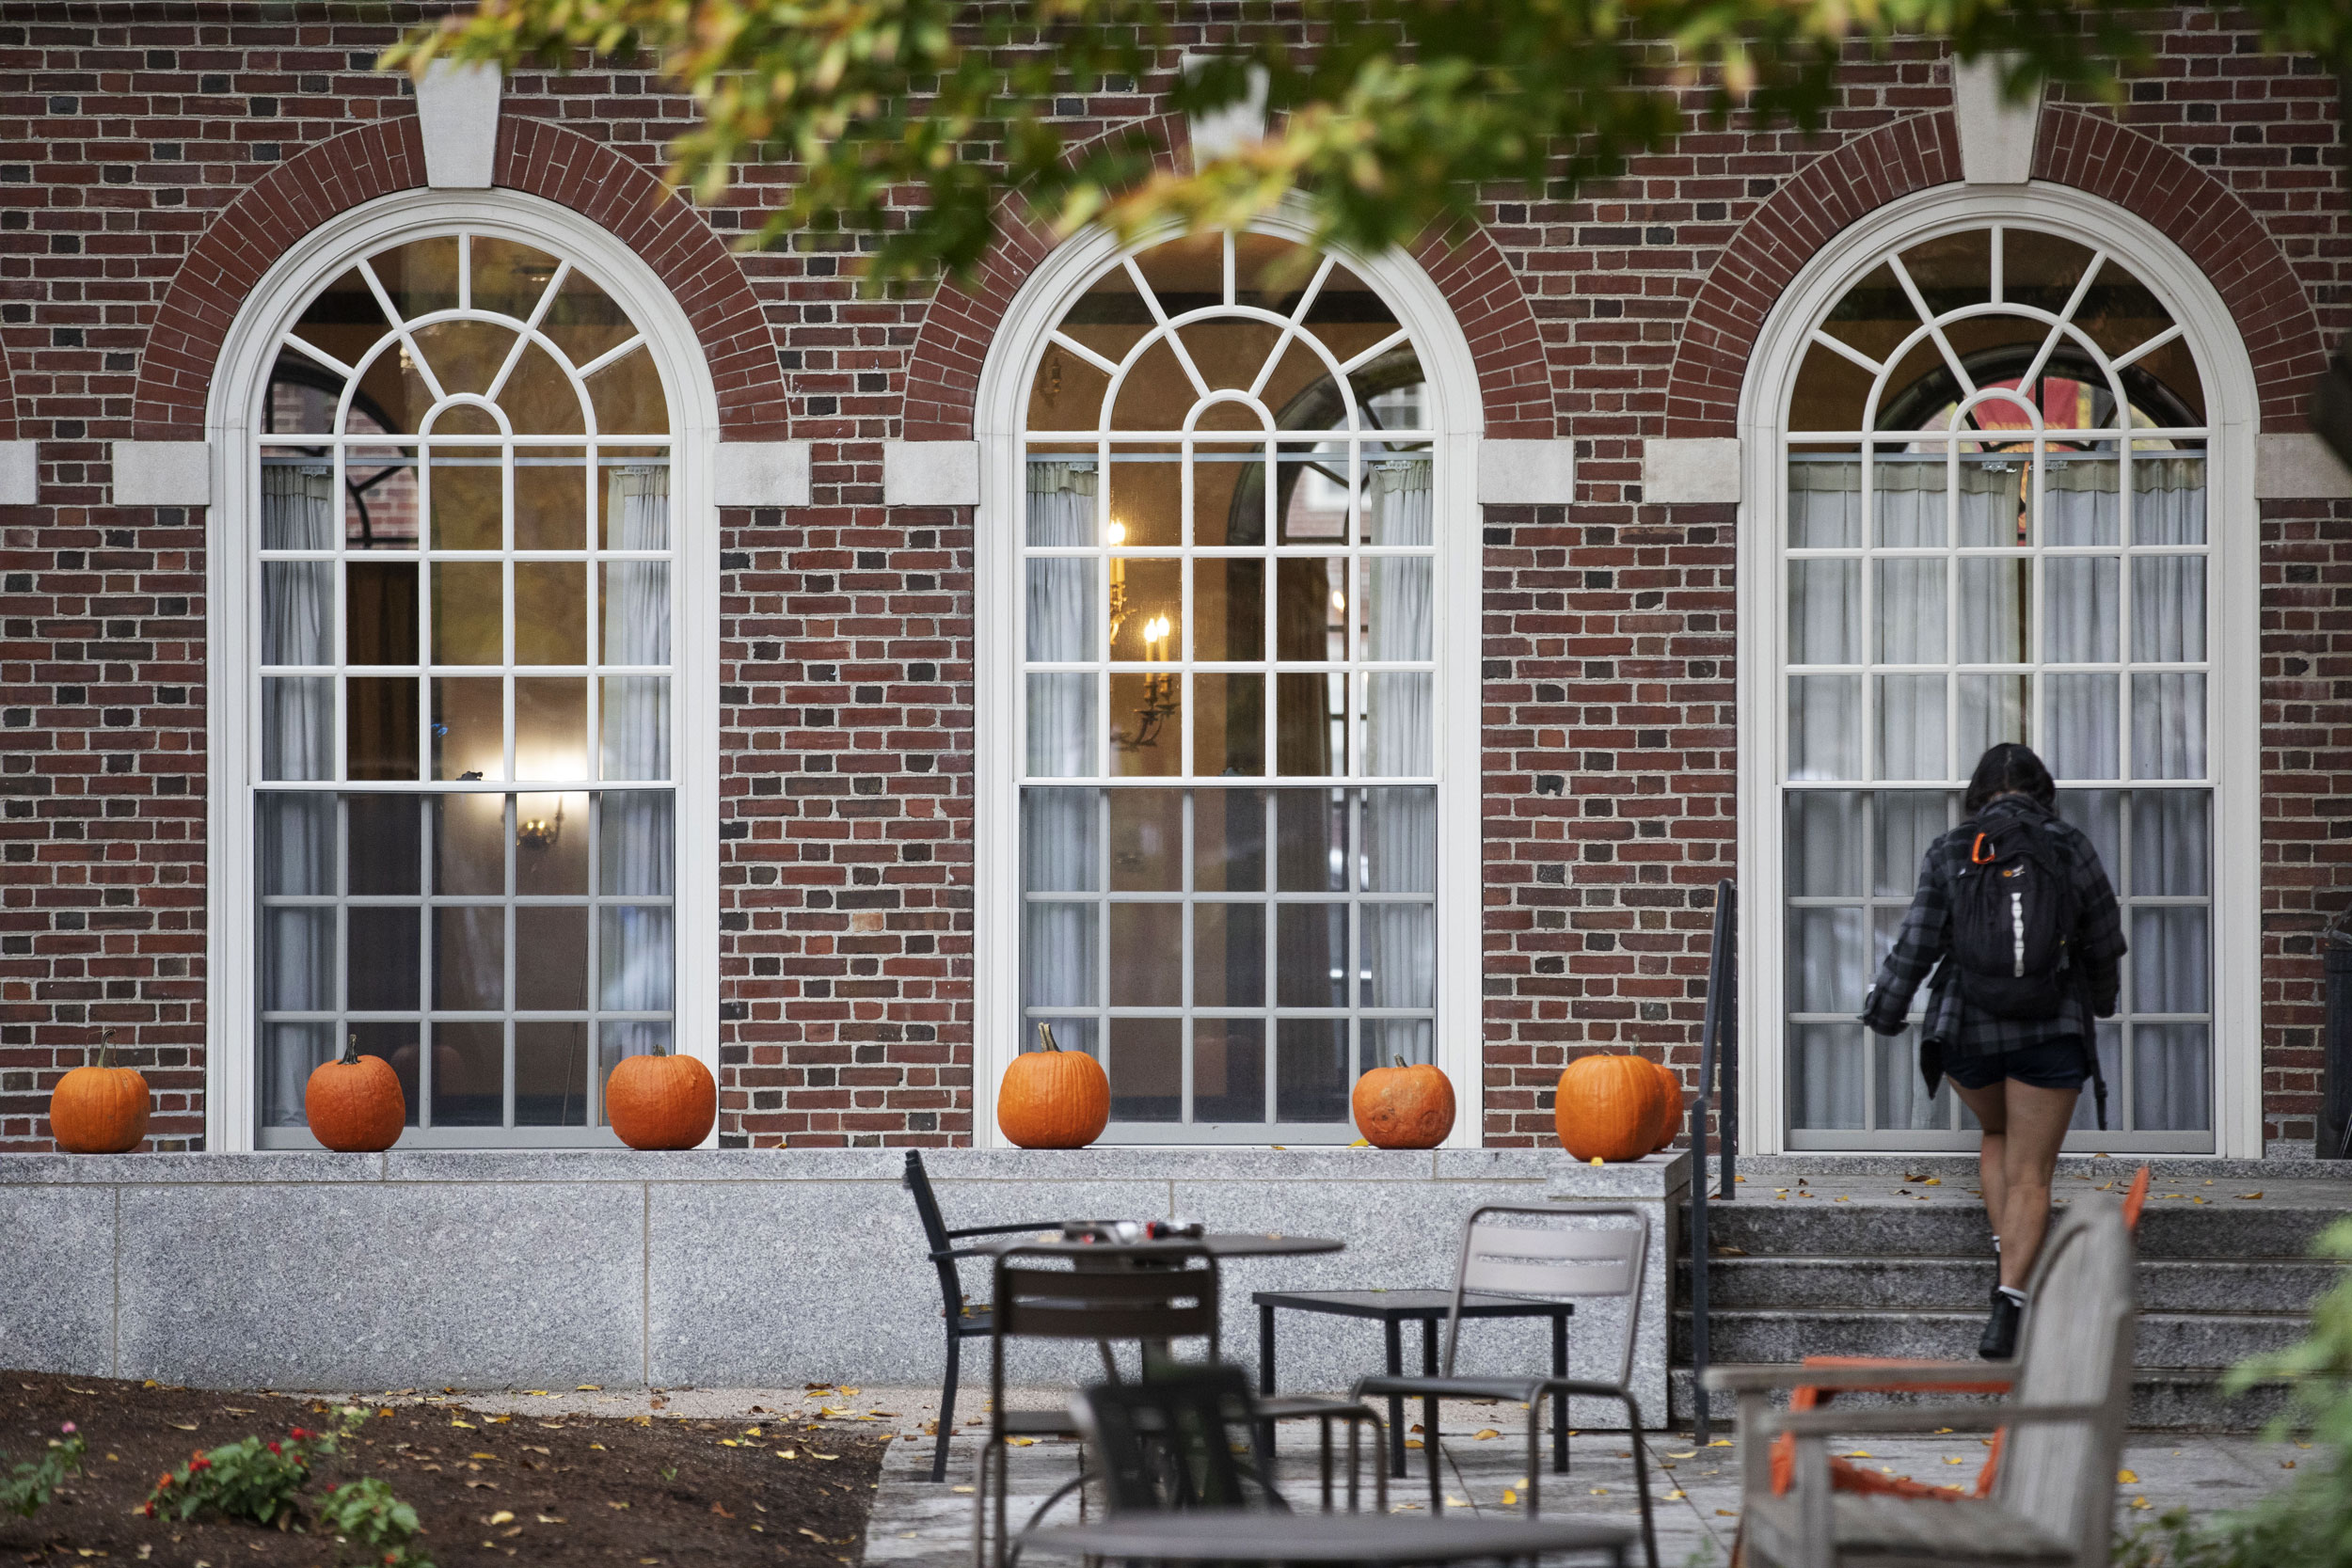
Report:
240,224,692,1148
991,229,1471,1142
1756,208,2252,1153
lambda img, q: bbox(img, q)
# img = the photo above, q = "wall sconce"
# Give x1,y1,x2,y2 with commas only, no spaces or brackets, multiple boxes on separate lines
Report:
517,795,564,851
1112,613,1180,752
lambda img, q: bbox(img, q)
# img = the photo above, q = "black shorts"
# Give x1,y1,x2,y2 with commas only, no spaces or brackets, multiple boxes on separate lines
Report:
1942,1037,2091,1092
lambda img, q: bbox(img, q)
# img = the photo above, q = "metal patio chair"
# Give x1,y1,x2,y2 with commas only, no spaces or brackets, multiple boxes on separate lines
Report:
903,1149,1066,1483
1706,1200,2137,1568
974,1240,1221,1568
1350,1204,1659,1567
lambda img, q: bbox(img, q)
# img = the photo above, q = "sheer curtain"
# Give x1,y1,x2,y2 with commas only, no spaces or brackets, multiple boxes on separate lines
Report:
1784,451,2212,1135
261,464,336,1124
1362,459,1436,1062
599,466,675,1075
1022,464,1100,1040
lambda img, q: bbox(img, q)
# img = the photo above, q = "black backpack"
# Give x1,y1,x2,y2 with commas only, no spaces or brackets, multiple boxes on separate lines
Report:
1947,815,2079,1020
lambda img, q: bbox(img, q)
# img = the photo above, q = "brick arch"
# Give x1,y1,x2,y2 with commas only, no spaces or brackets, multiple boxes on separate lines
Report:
0,345,18,444
1664,109,2327,437
135,117,787,441
903,129,1555,440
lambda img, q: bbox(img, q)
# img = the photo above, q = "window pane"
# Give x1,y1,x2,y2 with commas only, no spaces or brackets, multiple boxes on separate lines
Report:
2135,1023,2211,1131
1027,674,1096,777
516,1022,588,1126
1024,903,1099,1009
346,562,419,665
342,677,416,781
599,676,669,781
1867,561,1935,665
262,1024,334,1128
2042,557,2119,664
1197,558,1264,660
1788,675,1860,780
434,793,506,895
1361,904,1435,1009
599,905,674,1012
1787,907,1864,1014
1106,903,1182,1006
1108,1017,1183,1122
1192,1022,1264,1122
262,563,332,665
435,906,505,1011
516,792,587,895
1026,560,1097,661
431,1022,504,1127
1873,673,1945,781
1274,1019,1350,1122
516,562,588,666
1789,1024,1866,1129
431,677,503,781
2131,673,2206,779
1363,673,1431,776
265,678,337,781
516,678,587,781
515,907,588,1011
1274,790,1343,892
599,792,675,895
429,452,501,551
1955,674,2029,767
347,908,421,1010
1107,790,1184,891
1785,791,1863,896
348,794,422,895
1360,787,1435,894
2130,791,2209,896
1873,792,1952,896
1193,902,1265,1007
2131,558,2204,663
1275,903,1344,1008
2132,907,2210,1013
1196,789,1266,892
258,794,335,895
2043,673,2118,780
1192,674,1265,776
1021,789,1099,893
515,453,588,550
262,909,333,1011
1957,558,2029,664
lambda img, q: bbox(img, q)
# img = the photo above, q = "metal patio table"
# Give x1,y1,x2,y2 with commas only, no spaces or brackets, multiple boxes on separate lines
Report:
1255,1289,1576,1478
1021,1508,1638,1565
992,1231,1346,1262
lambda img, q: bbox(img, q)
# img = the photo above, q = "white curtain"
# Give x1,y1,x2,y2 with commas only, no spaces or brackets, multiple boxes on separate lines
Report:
1783,452,2212,1134
1021,464,1100,1034
598,466,674,1069
260,464,336,1125
1362,460,1436,1053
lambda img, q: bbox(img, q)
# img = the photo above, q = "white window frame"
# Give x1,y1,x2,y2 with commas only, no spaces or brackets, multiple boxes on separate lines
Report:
203,189,721,1152
972,211,1486,1148
1736,183,2262,1158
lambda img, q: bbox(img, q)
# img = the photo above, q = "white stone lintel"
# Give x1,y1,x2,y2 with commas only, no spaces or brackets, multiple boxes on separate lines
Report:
112,441,213,508
1952,52,2043,186
1641,436,1743,505
0,440,36,506
415,60,502,190
882,440,980,507
2256,433,2352,499
1476,438,1577,505
714,441,813,508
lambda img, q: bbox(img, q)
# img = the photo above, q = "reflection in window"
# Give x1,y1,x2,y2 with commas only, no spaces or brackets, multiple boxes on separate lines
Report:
1780,224,2213,1146
254,231,675,1145
1020,232,1438,1136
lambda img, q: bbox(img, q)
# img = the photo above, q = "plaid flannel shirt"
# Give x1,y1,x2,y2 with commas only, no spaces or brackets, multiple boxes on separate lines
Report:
1859,796,2127,1057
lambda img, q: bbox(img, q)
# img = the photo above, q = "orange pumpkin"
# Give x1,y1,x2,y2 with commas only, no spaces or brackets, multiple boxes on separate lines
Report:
1553,1053,1665,1163
49,1034,150,1154
1351,1056,1455,1149
1646,1058,1686,1152
997,1023,1110,1149
306,1035,407,1152
607,1050,717,1150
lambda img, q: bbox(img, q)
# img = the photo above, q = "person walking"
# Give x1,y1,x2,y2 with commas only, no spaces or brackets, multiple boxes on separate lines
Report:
1860,742,2126,1359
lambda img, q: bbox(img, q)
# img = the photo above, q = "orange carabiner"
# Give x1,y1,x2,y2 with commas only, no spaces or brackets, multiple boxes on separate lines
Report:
1970,832,1995,865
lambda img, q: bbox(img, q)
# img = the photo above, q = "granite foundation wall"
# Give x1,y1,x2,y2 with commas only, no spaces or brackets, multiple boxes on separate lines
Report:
0,1148,1687,1429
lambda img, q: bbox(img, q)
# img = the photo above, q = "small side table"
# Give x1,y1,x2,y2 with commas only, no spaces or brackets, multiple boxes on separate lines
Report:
1253,1289,1574,1479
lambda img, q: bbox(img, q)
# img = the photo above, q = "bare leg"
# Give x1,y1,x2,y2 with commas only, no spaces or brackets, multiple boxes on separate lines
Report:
1952,1081,2010,1260
1986,1081,2078,1289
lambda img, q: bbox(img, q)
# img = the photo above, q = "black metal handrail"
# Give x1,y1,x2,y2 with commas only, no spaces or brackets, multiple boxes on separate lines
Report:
1688,878,1738,1443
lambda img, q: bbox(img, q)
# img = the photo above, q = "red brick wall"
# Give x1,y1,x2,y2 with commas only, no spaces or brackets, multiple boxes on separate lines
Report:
0,6,2344,1150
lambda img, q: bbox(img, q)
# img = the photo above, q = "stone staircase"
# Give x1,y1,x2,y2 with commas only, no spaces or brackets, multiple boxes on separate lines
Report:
1671,1157,2352,1430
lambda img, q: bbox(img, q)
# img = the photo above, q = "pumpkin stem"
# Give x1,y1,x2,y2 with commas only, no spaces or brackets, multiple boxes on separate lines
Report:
98,1028,114,1070
341,1032,361,1067
1392,1054,1408,1070
1036,1022,1059,1053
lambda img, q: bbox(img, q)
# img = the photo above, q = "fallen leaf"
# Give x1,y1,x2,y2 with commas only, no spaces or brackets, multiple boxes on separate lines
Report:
952,1485,975,1495
1404,1439,1423,1450
2237,1193,2264,1200
1590,1487,1610,1496
451,1420,476,1430
1446,1496,1469,1507
470,1452,498,1460
1473,1429,1502,1441
487,1512,515,1526
1922,1178,1941,1186
799,1529,829,1543
1008,1438,1037,1448
1844,1450,1873,1459
1717,1509,1738,1517
811,1451,839,1461
1666,1489,1687,1500
711,1503,735,1518
1946,1458,1967,1465
608,1500,630,1510
2283,1460,2297,1469
1666,1450,1697,1459
536,1515,564,1525
1501,1489,1518,1506
577,1386,602,1392
2133,1497,2153,1511
167,1422,199,1432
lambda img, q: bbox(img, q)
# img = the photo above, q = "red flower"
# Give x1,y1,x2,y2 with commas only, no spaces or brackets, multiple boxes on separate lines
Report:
190,1456,211,1472
289,1427,310,1440
156,1474,172,1488
141,1501,154,1518
268,1441,282,1454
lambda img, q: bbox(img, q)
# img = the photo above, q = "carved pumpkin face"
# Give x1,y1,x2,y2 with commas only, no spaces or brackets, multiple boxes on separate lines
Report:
1351,1060,1456,1149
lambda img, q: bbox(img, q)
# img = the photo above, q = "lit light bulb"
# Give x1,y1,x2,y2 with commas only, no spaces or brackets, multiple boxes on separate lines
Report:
1107,521,1126,546
1330,590,1346,611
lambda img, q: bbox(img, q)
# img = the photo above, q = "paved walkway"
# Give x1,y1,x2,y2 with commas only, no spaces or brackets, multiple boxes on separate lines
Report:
342,1382,2307,1564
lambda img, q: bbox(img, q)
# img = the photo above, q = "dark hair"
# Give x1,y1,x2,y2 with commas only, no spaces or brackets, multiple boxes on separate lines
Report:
1963,742,2057,814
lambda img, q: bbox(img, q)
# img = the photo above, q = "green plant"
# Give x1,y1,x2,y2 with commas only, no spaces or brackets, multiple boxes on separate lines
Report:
1,1423,87,1518
2105,1218,2352,1568
316,1477,434,1568
145,1422,342,1528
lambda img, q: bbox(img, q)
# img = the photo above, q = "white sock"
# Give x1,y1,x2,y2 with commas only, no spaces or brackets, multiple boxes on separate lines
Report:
1996,1286,2026,1307
1991,1234,2002,1253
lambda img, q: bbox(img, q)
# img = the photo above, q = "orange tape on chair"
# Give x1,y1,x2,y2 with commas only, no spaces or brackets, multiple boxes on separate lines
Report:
1761,1165,2150,1502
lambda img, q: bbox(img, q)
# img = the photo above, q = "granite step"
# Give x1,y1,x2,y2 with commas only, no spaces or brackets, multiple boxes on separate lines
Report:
1687,1194,2344,1260
1674,1304,2309,1369
1677,1256,2348,1314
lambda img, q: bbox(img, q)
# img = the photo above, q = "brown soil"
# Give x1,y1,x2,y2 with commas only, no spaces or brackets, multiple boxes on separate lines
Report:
0,1372,884,1568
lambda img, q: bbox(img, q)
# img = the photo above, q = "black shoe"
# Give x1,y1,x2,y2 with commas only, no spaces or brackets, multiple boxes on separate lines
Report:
1979,1287,2023,1360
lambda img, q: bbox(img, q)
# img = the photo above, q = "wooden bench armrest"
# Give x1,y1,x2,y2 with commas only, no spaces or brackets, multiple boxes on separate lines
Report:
1704,1360,2018,1394
1758,1402,2106,1440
